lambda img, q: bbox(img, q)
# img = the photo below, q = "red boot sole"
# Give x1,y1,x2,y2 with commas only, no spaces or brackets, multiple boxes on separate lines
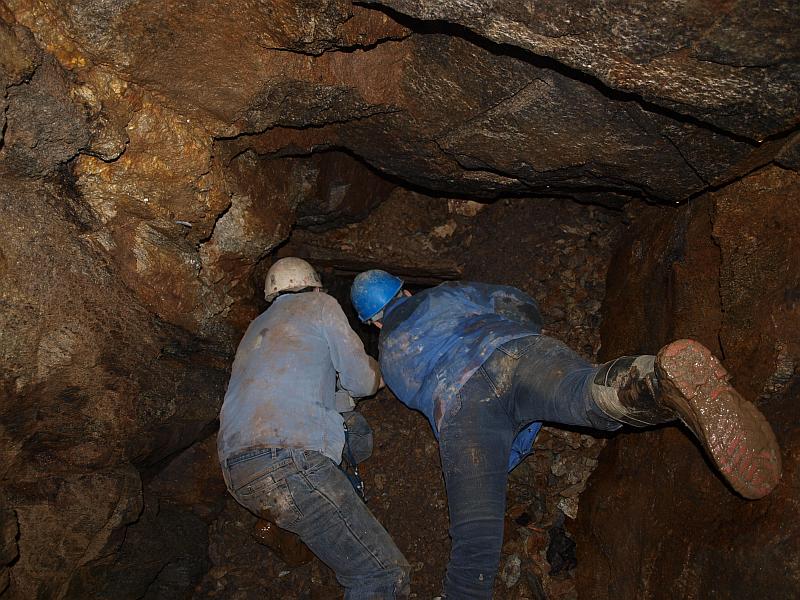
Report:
655,339,782,499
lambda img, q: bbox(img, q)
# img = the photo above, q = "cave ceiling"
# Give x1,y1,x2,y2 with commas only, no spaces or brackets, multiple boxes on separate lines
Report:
5,0,798,204
0,0,797,350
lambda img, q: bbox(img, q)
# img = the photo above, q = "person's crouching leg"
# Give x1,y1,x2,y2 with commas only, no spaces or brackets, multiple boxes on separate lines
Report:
591,339,781,499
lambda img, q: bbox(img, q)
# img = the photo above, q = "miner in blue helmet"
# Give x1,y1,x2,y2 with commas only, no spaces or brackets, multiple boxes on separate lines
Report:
351,269,781,600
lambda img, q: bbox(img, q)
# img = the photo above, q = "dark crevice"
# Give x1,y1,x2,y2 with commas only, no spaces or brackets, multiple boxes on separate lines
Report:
196,158,235,250
661,130,709,187
215,105,404,146
0,108,7,153
254,32,412,57
224,138,646,212
197,196,232,248
78,139,129,164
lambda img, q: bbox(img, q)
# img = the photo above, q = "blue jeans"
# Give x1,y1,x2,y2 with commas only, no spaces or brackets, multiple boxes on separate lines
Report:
438,335,620,599
224,444,410,599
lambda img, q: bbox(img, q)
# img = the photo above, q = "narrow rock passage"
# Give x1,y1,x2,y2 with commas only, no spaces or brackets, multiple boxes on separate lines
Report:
197,196,622,599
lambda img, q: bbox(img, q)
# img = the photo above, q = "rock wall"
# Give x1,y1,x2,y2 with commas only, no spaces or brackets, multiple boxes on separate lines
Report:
0,173,230,598
574,165,800,598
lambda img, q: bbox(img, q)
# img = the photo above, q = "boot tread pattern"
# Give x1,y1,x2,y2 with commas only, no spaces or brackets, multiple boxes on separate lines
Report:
655,339,781,500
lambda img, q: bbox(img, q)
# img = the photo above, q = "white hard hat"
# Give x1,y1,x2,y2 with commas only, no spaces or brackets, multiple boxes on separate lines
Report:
264,257,322,301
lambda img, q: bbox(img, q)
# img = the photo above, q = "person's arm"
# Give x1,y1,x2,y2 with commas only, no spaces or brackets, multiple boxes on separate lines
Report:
322,295,381,398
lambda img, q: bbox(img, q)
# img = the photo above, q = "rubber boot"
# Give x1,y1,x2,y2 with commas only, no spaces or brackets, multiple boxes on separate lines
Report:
591,339,781,500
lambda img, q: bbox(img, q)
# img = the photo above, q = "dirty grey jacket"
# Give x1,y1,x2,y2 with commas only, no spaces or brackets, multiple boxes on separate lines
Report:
217,291,380,467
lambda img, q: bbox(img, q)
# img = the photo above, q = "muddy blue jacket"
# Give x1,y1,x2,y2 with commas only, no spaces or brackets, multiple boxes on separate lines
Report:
379,281,543,470
218,292,380,466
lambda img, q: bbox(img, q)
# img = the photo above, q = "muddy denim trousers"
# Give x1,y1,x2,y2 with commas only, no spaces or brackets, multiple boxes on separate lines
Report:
438,334,620,599
224,412,410,600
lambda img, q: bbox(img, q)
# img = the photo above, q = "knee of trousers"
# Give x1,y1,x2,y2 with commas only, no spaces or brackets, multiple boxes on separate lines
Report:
354,562,411,599
449,534,503,574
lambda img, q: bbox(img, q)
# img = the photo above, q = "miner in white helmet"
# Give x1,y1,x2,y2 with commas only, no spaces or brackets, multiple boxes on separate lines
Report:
218,257,409,599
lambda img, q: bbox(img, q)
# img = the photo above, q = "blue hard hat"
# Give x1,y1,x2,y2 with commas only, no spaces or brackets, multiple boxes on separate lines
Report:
351,270,404,322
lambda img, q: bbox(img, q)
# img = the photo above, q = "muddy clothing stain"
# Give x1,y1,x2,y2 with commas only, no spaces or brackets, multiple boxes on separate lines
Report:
379,281,542,470
218,291,380,467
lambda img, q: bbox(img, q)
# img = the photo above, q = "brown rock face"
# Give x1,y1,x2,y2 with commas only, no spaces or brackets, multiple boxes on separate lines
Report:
231,31,757,202
600,196,724,359
0,174,230,598
601,166,800,398
714,169,800,399
575,166,800,598
362,0,800,140
0,510,18,595
0,26,87,177
6,0,778,204
63,437,226,598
